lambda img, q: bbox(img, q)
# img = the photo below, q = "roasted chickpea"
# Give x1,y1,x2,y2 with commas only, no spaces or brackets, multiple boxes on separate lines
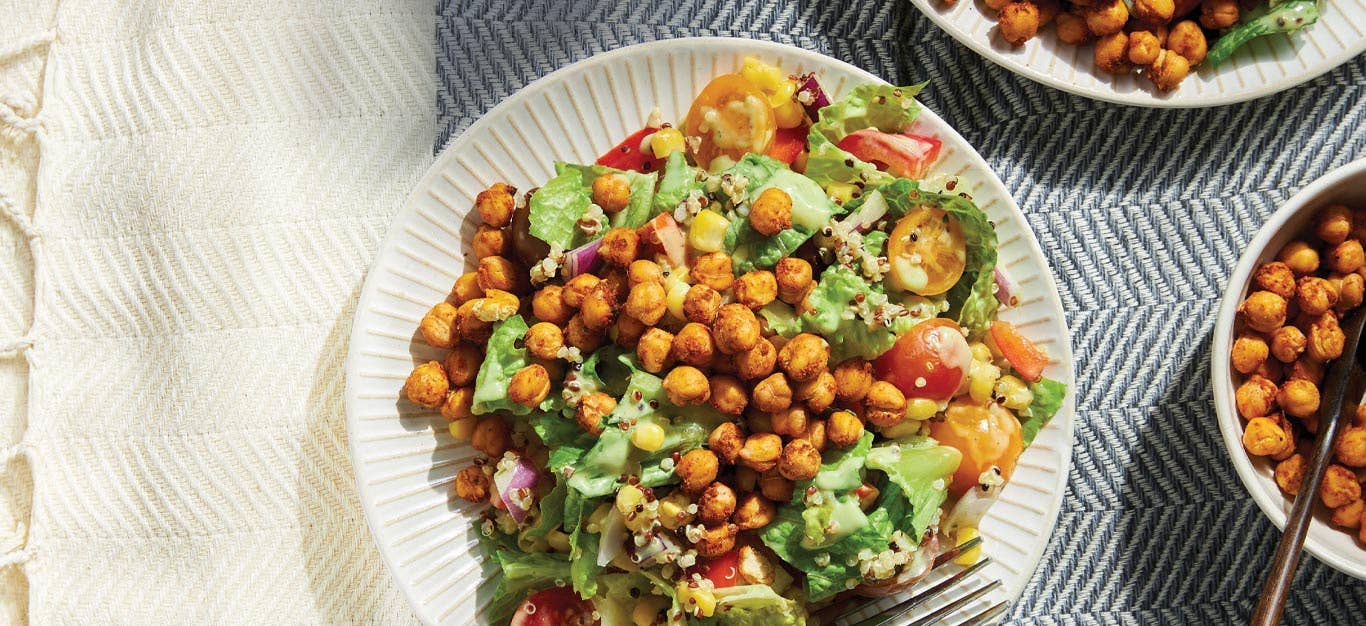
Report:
565,313,605,353
709,422,746,464
1278,241,1320,276
1255,357,1285,384
471,416,511,457
562,273,600,308
1335,426,1366,467
710,375,750,416
664,366,712,406
599,227,639,266
419,302,460,349
734,337,778,381
697,482,737,525
454,465,491,502
865,381,908,429
405,361,449,408
733,271,778,310
579,283,619,331
672,323,717,367
529,285,571,325
758,470,795,502
998,2,1041,46
576,391,616,436
1085,0,1128,36
521,322,562,361
1332,499,1364,529
1167,20,1207,66
623,280,668,325
637,327,676,373
771,406,810,438
1094,32,1132,74
778,439,821,481
471,225,510,260
1321,465,1362,508
475,182,515,227
449,272,484,306
774,258,813,305
683,284,723,324
1336,272,1365,311
1289,357,1325,385
752,373,793,413
1317,204,1354,245
508,364,551,408
1275,453,1307,495
1231,334,1270,374
1055,10,1091,44
455,300,493,343
1238,291,1288,333
1235,375,1279,419
1200,0,1239,29
443,344,483,387
828,410,865,448
613,313,648,348
800,419,828,452
1297,277,1340,316
694,522,738,557
591,173,631,214
714,303,763,355
749,188,793,237
1308,314,1346,362
795,371,836,413
1127,31,1162,66
739,433,783,472
628,259,664,286
1147,49,1190,92
733,493,776,530
1267,413,1297,461
778,333,830,382
1329,239,1365,274
477,256,525,294
1254,262,1297,298
1242,417,1289,457
831,358,874,404
692,252,735,292
1133,0,1173,23
677,449,720,494
1035,0,1061,22
1269,326,1306,364
1278,379,1320,419
441,387,475,421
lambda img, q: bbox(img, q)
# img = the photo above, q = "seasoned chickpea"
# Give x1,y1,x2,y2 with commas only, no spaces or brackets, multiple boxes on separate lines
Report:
795,371,836,413
455,300,493,343
454,465,491,503
1055,10,1091,45
714,303,762,355
624,280,668,325
1242,417,1289,457
1267,413,1297,461
576,391,616,436
739,433,783,472
692,252,735,292
827,410,865,447
591,173,631,214
799,419,828,452
1275,453,1307,495
1094,32,1132,74
1166,20,1207,66
1133,0,1173,23
677,449,720,494
1278,379,1320,419
405,361,450,408
1147,50,1190,92
443,344,483,387
1336,272,1365,311
1035,0,1061,22
778,333,829,382
1127,31,1162,66
749,188,793,237
564,313,605,353
1238,291,1288,333
1235,375,1279,419
1297,277,1340,316
475,182,515,227
734,337,778,380
1277,241,1320,275
449,272,484,306
1307,314,1346,362
614,313,648,348
1231,334,1269,374
441,387,475,421
637,327,676,373
778,439,821,481
752,373,793,413
471,416,511,457
710,375,750,416
1255,357,1285,384
1269,326,1306,364
771,406,810,437
1321,465,1362,508
664,366,712,406
419,302,460,349
599,228,640,266
709,422,746,464
523,322,563,360
1337,426,1366,467
694,523,738,557
628,259,664,286
508,364,551,408
1200,0,1239,29
579,283,619,331
998,2,1041,46
733,271,778,310
1253,262,1297,298
1316,204,1354,244
672,323,717,367
865,381,908,429
758,470,795,502
471,225,510,260
1332,499,1364,529
1290,358,1325,385
1328,239,1365,274
832,358,874,404
1084,0,1128,36
530,285,572,325
562,273,600,308
775,258,813,304
698,482,737,525
682,284,722,325
733,493,776,530
478,256,526,294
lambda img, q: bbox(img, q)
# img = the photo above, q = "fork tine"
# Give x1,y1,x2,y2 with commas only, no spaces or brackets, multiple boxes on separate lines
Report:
811,537,984,625
957,600,1009,626
902,578,1003,626
847,557,993,626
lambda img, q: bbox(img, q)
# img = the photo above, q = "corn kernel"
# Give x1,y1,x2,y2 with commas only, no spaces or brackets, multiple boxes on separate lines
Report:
741,57,784,91
650,127,686,159
954,527,982,565
676,581,717,617
905,397,940,421
774,99,805,129
666,279,690,320
615,484,648,516
633,596,670,626
546,529,572,553
969,342,993,363
767,79,797,107
689,209,730,252
448,417,477,441
996,374,1034,411
826,181,858,205
631,422,667,452
968,359,1002,405
658,491,694,530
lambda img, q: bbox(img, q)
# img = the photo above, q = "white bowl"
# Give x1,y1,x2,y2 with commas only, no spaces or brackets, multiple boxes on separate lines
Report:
1212,157,1366,581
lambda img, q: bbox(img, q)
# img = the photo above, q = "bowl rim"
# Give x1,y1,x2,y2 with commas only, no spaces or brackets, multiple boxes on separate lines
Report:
1211,157,1366,581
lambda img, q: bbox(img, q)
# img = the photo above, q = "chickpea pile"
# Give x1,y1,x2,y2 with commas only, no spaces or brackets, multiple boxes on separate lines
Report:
1231,203,1366,544
971,0,1229,91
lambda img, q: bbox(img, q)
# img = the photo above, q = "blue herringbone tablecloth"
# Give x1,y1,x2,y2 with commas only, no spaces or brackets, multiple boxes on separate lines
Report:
435,1,1366,622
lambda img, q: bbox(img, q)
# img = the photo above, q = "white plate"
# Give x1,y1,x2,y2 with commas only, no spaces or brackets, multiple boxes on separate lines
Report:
908,0,1366,107
1212,157,1366,581
346,38,1076,625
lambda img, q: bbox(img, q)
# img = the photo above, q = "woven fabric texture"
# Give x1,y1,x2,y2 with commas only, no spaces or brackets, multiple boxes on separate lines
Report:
435,0,1366,624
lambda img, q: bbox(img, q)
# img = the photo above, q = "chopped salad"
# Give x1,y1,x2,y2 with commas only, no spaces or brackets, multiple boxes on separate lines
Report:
402,57,1068,626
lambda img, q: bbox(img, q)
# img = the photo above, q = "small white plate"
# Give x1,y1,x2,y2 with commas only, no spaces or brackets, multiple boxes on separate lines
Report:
907,0,1366,107
345,37,1076,624
1213,157,1366,581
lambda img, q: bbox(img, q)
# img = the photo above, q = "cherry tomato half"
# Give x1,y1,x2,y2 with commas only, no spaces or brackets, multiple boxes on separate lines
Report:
988,320,1048,382
886,205,967,296
596,127,666,173
874,318,972,401
697,548,742,589
835,129,942,180
683,74,776,169
510,587,599,626
929,399,1023,497
765,125,808,165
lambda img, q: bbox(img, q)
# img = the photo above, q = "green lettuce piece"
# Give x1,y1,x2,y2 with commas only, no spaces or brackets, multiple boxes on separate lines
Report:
1020,377,1067,447
811,432,873,493
721,164,842,273
758,301,801,338
523,479,568,539
485,550,572,625
724,219,813,273
567,429,633,499
595,573,671,626
471,315,532,416
865,439,961,542
652,151,702,216
529,163,658,249
697,585,808,626
799,266,916,360
570,522,600,598
760,494,894,601
804,83,928,190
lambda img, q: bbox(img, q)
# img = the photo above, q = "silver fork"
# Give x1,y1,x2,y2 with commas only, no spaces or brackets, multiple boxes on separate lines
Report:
810,537,1009,626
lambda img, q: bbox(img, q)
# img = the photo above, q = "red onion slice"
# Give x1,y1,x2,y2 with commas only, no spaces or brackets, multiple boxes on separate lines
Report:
563,239,602,279
493,455,540,524
994,267,1017,307
797,73,831,121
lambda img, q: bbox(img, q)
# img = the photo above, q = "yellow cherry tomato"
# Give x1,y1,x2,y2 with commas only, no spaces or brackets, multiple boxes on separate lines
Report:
683,74,776,168
886,206,967,296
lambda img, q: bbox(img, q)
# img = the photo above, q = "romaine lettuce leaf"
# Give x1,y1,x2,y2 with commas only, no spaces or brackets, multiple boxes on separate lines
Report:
804,83,928,191
523,479,567,539
865,439,960,542
652,150,702,216
719,163,841,273
529,163,657,249
471,315,533,416
760,493,894,601
697,585,808,626
798,266,916,360
810,432,873,493
1019,377,1067,447
485,549,572,625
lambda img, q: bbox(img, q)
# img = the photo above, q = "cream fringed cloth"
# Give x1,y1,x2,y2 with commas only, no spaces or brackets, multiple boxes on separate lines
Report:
0,2,436,623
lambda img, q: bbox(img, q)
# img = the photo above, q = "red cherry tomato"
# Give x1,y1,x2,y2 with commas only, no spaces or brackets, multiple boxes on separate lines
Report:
836,129,942,180
929,399,1023,497
765,125,808,165
510,587,599,626
596,127,666,174
874,318,972,400
988,321,1048,382
697,548,742,589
